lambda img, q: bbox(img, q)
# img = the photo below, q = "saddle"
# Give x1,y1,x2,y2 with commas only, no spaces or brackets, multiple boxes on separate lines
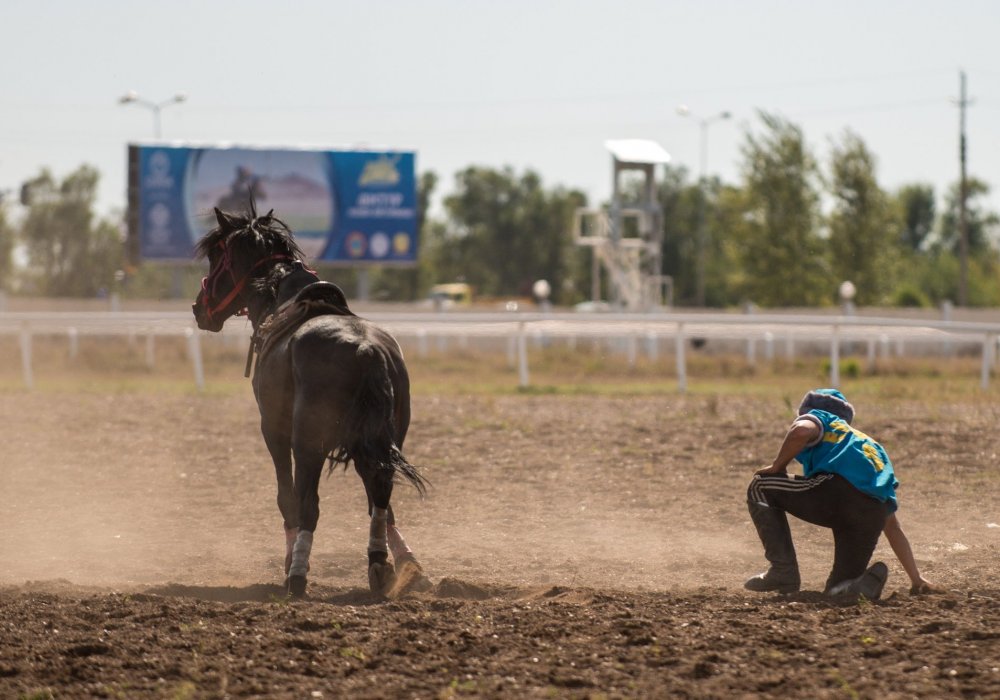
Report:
246,282,357,377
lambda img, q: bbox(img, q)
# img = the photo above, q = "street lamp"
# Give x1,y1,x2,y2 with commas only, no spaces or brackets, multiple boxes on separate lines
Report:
839,280,857,316
118,90,187,140
677,105,731,307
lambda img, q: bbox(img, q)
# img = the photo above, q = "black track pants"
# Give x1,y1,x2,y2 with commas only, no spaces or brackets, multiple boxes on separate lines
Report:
748,473,890,590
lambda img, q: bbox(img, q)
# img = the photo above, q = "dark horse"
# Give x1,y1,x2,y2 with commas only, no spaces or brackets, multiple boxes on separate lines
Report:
192,206,427,598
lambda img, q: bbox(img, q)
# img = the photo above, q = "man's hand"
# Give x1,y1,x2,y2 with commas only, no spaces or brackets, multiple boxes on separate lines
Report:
754,464,787,477
910,577,939,595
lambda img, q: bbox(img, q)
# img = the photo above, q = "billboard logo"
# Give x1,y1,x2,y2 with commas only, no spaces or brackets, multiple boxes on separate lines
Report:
358,154,401,186
146,151,174,189
345,231,367,258
148,203,172,246
393,232,411,255
370,232,390,258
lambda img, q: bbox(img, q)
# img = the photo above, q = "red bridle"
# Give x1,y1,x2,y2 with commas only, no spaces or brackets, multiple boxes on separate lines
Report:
199,243,297,323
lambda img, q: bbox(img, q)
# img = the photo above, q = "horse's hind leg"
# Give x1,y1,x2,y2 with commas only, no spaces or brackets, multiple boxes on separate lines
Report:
386,507,431,592
386,506,414,562
382,397,430,591
357,461,398,596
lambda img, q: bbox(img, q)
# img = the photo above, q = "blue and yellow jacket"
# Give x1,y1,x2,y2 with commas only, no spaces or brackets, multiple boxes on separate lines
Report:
795,409,899,512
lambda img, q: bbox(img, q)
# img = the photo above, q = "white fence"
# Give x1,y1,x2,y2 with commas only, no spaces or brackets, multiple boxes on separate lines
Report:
2,310,1000,392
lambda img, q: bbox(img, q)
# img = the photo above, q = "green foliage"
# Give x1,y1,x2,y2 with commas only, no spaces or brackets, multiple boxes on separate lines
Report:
656,165,700,305
339,646,366,661
734,112,827,307
820,358,861,380
910,249,959,304
893,183,935,252
18,165,124,297
433,166,588,303
891,283,930,308
7,139,1000,311
0,202,14,291
826,130,899,305
939,177,1000,254
898,248,1000,307
964,254,1000,306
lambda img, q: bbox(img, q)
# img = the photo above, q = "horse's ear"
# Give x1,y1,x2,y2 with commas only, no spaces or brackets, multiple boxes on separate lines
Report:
214,207,232,230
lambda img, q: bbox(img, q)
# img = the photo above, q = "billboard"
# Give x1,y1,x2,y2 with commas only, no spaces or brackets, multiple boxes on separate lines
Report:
127,144,418,264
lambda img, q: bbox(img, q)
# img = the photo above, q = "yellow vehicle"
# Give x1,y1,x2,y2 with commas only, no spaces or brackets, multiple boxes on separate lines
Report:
428,283,473,308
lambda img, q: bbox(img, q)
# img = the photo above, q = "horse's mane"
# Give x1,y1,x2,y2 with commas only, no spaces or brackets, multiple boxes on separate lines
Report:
194,204,304,262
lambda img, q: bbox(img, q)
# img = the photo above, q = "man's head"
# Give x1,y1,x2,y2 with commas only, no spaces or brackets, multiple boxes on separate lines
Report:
798,388,855,423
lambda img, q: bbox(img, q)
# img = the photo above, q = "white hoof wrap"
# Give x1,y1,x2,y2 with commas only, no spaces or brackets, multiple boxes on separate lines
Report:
288,529,313,578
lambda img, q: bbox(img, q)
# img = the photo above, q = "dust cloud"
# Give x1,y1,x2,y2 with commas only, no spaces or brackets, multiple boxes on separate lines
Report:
2,391,986,594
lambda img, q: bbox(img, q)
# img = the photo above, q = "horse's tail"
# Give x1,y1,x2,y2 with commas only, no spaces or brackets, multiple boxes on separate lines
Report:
328,349,427,496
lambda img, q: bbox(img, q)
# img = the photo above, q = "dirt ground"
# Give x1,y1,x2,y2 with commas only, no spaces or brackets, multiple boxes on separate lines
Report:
1,388,999,698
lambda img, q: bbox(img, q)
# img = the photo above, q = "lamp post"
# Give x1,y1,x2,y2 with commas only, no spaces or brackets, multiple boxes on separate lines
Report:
118,90,187,140
677,105,731,307
839,280,857,315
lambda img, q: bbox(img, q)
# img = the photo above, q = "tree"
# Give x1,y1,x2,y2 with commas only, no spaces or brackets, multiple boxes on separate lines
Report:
733,113,826,306
436,166,587,303
938,177,999,255
894,184,935,252
655,165,698,305
826,131,898,306
0,202,14,292
19,165,124,297
900,247,1000,307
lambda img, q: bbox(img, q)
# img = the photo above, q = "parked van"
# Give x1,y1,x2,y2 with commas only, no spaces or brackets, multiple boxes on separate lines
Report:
428,283,473,309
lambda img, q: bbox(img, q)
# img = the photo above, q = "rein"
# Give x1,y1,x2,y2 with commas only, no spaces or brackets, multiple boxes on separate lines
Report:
242,260,321,378
200,245,297,324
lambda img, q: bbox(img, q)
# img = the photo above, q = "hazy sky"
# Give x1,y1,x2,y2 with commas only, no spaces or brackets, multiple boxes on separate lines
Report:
3,0,999,219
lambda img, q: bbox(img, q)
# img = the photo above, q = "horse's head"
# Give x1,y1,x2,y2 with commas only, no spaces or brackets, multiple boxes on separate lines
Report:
192,206,302,331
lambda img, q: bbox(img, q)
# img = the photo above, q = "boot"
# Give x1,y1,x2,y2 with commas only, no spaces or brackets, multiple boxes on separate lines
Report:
826,561,888,600
744,501,801,593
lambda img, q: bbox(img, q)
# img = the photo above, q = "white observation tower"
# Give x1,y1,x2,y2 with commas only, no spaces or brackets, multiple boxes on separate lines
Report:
574,139,672,311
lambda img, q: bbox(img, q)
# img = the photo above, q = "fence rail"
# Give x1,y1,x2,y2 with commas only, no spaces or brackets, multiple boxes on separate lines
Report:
2,310,999,391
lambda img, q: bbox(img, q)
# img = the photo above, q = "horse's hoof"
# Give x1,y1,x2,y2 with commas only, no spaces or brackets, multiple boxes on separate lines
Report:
287,574,307,598
368,562,397,598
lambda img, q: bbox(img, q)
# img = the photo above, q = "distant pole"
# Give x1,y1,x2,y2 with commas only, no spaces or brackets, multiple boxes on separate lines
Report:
696,121,709,307
153,105,163,140
118,91,187,140
957,70,970,306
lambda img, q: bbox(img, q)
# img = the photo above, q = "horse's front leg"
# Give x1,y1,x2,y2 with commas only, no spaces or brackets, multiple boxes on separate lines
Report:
262,428,298,578
286,444,325,598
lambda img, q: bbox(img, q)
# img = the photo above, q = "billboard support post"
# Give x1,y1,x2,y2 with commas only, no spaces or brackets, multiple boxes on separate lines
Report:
357,269,370,302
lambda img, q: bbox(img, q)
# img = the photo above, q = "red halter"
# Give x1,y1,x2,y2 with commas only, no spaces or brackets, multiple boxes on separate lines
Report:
200,243,297,324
